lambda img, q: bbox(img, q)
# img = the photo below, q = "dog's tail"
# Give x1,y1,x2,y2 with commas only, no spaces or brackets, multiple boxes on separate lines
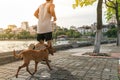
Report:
13,50,23,59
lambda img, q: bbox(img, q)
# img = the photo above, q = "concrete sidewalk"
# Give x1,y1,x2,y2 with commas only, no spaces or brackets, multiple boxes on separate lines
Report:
0,43,119,80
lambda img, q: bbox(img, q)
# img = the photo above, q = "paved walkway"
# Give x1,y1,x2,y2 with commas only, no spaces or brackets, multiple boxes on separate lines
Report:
0,43,119,80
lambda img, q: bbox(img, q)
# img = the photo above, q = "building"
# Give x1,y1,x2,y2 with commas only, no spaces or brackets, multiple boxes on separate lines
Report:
12,27,23,34
91,23,97,32
7,25,17,30
102,25,109,33
91,23,110,33
28,26,36,35
70,26,77,31
77,25,92,34
21,21,29,30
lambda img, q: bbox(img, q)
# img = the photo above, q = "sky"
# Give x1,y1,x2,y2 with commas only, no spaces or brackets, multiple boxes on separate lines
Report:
0,0,106,29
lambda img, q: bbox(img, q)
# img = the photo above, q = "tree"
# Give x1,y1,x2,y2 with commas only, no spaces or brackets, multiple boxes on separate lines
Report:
105,0,120,46
19,30,30,39
93,0,103,53
73,0,96,8
106,28,117,38
7,33,14,39
73,0,103,53
52,26,81,39
105,25,117,38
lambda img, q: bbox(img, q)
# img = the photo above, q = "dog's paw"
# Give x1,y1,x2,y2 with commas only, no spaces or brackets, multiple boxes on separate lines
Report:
50,68,52,71
31,73,35,76
15,74,18,78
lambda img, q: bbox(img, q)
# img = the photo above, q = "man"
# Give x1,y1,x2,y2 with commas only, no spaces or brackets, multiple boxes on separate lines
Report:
34,0,57,48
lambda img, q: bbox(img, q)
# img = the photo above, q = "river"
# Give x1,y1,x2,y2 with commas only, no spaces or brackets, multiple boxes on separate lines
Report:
0,40,69,53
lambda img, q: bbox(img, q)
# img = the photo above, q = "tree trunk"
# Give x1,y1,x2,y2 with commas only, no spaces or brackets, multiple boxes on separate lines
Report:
93,0,103,53
93,30,102,53
116,20,120,46
117,29,120,46
115,1,120,46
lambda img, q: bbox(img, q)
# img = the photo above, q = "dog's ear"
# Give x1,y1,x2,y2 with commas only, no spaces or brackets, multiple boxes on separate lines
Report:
44,44,49,47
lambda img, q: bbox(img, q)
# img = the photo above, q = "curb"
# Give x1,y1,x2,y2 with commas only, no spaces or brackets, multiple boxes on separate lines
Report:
0,55,20,65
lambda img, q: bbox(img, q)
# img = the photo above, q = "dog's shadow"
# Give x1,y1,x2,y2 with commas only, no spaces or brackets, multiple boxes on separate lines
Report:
26,66,79,80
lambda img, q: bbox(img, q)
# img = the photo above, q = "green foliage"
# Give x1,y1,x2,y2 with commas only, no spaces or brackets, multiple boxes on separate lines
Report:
4,29,12,34
0,30,36,40
85,32,95,37
7,33,14,39
105,0,120,21
52,27,82,39
18,30,30,39
105,3,115,21
73,0,96,9
0,33,6,40
105,25,117,38
0,27,82,40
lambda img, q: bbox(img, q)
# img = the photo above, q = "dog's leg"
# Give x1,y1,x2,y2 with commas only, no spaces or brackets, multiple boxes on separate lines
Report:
16,63,27,78
24,61,33,75
45,59,52,70
26,65,32,75
32,61,38,75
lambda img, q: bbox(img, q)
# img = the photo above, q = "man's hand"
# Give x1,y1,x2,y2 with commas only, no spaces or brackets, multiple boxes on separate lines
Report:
34,8,39,19
53,17,57,21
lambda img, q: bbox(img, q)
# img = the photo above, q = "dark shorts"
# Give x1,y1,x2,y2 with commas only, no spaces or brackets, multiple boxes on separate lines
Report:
37,32,52,41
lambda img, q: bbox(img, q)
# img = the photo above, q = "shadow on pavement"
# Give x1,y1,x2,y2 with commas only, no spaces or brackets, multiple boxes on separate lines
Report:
25,66,79,80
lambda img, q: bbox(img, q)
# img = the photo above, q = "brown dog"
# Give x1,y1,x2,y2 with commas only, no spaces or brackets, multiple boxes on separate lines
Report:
13,46,54,78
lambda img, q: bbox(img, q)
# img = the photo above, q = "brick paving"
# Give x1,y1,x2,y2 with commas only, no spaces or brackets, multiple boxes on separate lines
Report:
0,43,119,80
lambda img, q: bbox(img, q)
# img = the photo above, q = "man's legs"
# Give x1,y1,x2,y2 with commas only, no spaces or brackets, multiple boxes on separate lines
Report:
47,40,52,47
36,33,45,48
45,32,53,47
39,40,44,44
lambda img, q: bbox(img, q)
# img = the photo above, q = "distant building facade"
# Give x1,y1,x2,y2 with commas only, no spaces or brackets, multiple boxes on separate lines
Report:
77,25,92,34
21,21,29,31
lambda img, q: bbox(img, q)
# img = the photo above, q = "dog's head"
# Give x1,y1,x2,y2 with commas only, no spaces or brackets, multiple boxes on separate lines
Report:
40,46,55,55
47,46,56,55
